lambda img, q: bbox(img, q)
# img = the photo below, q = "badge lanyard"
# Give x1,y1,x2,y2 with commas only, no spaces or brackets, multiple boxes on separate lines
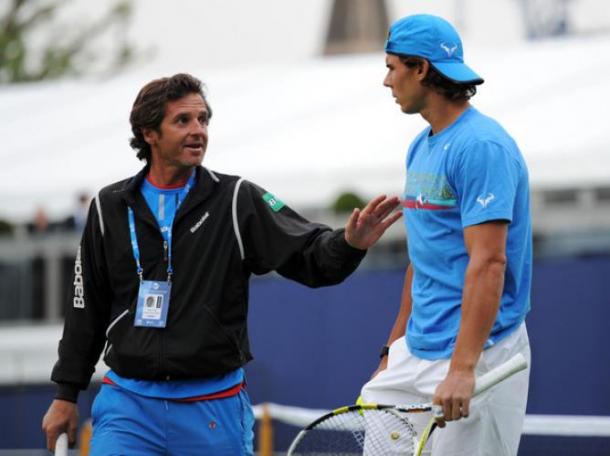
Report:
126,171,195,327
127,171,195,283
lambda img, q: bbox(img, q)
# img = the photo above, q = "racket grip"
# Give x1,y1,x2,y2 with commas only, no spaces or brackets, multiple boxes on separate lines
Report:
55,433,68,456
473,353,528,397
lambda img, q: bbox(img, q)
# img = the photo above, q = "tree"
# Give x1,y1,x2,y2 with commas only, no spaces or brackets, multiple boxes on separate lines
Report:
331,191,366,214
0,0,136,83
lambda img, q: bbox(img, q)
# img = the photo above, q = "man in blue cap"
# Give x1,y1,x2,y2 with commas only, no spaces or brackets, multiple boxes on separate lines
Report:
360,14,532,455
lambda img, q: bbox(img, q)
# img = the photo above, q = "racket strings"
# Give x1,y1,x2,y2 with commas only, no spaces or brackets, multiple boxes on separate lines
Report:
290,408,417,455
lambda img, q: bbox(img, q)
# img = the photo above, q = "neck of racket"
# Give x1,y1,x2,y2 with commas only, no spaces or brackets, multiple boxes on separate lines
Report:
472,353,528,397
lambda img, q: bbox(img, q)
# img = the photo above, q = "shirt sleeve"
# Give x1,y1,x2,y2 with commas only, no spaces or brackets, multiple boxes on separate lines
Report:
451,140,522,227
236,180,366,287
51,198,112,401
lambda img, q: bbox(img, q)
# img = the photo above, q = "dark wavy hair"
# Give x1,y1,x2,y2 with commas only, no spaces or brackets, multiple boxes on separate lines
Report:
129,73,213,163
399,56,478,101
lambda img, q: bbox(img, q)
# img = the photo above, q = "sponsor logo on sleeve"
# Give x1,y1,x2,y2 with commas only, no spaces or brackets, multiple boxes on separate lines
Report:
262,192,285,212
73,246,85,308
477,193,495,208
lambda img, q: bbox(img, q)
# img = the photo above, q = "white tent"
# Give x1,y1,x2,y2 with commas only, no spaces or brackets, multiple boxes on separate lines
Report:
1,33,610,222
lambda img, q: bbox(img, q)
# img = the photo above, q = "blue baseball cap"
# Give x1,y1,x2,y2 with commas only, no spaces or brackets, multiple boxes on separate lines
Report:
385,14,483,85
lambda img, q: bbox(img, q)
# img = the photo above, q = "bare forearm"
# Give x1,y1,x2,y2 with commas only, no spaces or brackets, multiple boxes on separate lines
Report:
450,258,505,372
370,265,412,378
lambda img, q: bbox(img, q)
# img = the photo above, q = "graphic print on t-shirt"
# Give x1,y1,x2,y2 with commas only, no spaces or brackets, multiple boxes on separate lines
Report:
403,172,457,210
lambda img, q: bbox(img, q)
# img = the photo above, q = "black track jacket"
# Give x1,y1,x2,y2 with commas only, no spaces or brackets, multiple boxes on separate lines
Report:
51,166,366,401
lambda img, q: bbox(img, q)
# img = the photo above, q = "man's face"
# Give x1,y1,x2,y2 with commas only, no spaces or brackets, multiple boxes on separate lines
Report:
144,93,209,169
383,54,425,114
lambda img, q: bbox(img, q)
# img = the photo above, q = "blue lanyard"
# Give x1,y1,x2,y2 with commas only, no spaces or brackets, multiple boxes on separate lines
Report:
127,172,195,282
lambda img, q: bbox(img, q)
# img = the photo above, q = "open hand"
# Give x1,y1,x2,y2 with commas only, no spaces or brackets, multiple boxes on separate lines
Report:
344,195,402,250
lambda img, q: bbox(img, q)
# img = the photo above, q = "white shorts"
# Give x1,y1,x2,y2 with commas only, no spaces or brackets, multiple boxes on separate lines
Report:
360,323,530,456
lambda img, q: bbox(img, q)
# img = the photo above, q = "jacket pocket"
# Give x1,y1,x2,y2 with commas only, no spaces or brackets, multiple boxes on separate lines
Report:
162,305,248,377
104,303,160,377
201,306,245,362
103,308,131,357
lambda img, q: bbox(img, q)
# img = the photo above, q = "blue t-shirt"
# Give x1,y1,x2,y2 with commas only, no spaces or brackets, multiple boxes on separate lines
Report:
403,107,532,360
106,175,244,399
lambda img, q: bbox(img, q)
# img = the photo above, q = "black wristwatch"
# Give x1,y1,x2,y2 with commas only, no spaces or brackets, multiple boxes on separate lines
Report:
379,345,390,359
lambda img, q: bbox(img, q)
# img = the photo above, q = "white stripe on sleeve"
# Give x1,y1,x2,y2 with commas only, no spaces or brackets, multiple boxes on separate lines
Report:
94,193,105,236
232,179,245,260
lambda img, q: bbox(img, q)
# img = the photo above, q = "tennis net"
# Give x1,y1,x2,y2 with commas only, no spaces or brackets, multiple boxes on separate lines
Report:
252,402,610,456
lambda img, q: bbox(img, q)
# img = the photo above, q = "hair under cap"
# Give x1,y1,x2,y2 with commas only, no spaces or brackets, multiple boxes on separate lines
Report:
385,14,484,85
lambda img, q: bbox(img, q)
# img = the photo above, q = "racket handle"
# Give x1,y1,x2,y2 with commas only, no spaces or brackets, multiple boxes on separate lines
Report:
55,433,69,456
473,353,528,397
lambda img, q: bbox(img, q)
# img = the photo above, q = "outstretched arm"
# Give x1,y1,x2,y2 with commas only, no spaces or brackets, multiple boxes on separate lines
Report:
238,181,402,287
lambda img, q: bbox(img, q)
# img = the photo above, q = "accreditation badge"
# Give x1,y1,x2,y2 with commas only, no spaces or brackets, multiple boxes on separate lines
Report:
134,280,171,328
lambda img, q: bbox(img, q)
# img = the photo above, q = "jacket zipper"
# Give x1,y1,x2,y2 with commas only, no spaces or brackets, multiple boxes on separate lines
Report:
159,230,169,377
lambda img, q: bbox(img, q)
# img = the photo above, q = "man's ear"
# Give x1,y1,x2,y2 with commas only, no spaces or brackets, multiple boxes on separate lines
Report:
142,128,157,146
417,59,430,80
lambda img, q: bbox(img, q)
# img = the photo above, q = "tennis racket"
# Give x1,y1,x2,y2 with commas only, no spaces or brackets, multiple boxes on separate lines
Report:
55,433,68,456
287,353,527,456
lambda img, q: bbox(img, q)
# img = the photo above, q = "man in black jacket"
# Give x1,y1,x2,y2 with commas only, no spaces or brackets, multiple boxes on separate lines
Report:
42,73,401,455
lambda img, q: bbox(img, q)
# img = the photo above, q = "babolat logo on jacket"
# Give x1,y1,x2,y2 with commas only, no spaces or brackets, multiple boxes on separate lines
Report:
73,246,85,308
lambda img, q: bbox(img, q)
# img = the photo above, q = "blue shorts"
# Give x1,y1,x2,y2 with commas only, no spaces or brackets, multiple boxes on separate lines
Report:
90,384,255,456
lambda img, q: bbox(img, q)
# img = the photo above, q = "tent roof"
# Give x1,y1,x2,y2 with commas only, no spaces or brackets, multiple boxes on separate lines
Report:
1,33,610,221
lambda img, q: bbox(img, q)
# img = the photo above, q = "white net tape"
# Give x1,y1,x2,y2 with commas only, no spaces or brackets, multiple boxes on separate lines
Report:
253,403,610,437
